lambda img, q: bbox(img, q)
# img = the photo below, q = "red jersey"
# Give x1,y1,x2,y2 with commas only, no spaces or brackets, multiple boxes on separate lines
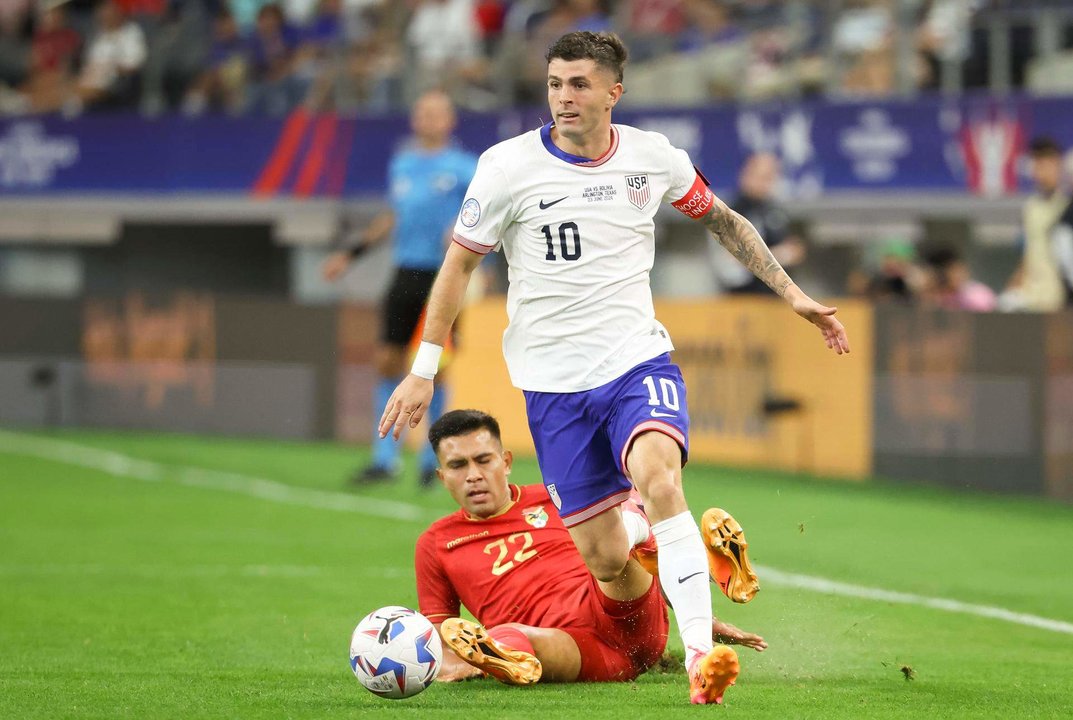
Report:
416,484,594,629
415,483,670,682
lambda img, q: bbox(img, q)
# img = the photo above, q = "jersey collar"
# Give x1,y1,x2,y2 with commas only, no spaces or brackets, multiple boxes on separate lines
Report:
540,122,619,168
463,484,521,522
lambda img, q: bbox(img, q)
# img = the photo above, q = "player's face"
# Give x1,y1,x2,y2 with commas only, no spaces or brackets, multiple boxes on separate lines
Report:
411,92,456,146
435,430,513,518
547,59,621,145
1031,154,1062,193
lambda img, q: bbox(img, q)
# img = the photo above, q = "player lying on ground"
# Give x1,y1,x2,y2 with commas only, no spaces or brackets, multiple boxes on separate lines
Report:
416,410,765,698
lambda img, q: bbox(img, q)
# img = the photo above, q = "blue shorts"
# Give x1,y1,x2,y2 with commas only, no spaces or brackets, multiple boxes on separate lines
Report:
523,354,690,527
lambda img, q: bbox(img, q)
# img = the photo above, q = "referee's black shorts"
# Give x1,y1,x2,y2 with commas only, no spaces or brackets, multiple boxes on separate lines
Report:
381,268,438,347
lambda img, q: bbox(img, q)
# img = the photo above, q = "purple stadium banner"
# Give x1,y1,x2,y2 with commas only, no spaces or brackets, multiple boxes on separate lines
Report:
0,94,1070,198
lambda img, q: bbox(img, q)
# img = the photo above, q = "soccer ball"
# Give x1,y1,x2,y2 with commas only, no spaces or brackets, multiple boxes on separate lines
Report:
349,606,442,699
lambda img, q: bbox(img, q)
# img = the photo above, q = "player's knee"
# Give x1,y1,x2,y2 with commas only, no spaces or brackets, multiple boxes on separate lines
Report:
589,559,627,583
581,547,629,582
638,475,683,512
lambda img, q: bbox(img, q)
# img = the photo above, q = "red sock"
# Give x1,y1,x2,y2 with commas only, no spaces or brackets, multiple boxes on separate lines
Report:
487,625,535,655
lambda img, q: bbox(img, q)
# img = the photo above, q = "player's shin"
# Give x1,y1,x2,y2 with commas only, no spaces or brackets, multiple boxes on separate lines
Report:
651,511,714,666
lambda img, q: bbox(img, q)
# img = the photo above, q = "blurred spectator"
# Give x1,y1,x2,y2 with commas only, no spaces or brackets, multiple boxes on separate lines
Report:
625,0,748,105
847,238,925,303
569,0,611,33
711,152,807,294
25,1,82,114
830,0,894,96
741,2,827,100
475,0,507,55
293,0,345,108
677,0,745,53
921,246,997,312
74,0,148,112
1052,197,1073,304
183,8,247,114
406,0,486,104
0,1,31,94
1001,137,1069,312
620,0,684,61
245,2,302,115
916,0,982,90
229,0,274,33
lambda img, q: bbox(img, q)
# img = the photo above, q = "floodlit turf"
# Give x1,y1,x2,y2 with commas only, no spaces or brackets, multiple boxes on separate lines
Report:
2,428,1072,719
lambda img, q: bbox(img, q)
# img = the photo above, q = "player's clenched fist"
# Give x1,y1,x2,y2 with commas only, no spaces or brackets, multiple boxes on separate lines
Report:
379,375,434,440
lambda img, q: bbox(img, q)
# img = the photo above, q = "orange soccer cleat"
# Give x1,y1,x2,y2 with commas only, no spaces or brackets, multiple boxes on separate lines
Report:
439,618,542,686
688,644,740,705
702,507,760,603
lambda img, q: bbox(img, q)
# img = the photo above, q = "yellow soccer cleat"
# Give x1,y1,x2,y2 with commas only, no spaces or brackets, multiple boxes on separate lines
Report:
688,644,740,705
439,618,542,686
702,508,760,603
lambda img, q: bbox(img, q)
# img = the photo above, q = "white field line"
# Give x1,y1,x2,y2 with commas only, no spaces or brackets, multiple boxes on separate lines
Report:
0,429,434,523
0,563,413,579
3,430,1072,636
756,566,1073,636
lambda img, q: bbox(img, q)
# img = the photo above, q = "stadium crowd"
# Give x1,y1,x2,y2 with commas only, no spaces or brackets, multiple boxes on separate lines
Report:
1,0,1069,117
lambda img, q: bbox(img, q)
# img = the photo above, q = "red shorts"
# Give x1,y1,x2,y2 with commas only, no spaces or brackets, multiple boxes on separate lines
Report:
561,575,669,682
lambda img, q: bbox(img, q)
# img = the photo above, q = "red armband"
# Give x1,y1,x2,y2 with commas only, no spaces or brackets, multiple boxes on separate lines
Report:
671,172,715,219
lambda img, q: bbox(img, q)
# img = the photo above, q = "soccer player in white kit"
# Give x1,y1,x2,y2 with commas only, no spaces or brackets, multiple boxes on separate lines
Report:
380,31,850,704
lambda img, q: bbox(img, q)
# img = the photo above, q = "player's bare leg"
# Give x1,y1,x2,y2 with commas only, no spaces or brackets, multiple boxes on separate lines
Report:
565,506,633,583
513,625,583,682
626,431,737,703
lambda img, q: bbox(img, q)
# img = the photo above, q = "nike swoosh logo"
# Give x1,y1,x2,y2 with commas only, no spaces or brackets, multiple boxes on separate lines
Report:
539,196,568,209
678,571,705,584
650,409,676,418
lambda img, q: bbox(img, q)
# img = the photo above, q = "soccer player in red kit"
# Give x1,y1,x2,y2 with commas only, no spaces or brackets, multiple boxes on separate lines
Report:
416,409,766,687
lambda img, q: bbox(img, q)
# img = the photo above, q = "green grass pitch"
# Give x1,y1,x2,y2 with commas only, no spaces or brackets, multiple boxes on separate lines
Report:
2,429,1072,719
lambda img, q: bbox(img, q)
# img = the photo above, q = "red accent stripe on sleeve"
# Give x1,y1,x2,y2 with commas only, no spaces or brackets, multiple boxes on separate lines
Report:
671,172,715,219
452,233,492,255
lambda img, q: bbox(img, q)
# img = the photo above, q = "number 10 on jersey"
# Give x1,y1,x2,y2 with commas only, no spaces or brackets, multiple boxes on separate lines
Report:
542,222,582,261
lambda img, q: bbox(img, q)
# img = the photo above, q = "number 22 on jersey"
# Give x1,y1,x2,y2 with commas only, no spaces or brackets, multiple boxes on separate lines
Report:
484,532,538,576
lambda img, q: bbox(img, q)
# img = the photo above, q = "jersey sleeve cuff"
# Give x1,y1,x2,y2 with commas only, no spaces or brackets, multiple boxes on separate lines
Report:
452,233,493,255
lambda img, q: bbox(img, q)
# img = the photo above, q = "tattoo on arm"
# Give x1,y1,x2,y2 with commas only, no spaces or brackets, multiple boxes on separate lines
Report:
702,200,793,297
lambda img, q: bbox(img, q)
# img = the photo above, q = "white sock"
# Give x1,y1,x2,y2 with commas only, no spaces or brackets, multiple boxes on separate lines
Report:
621,508,651,547
651,511,713,668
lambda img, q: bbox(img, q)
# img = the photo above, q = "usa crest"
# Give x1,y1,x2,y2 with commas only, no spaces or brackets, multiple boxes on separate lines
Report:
522,505,549,529
625,174,650,209
547,484,562,510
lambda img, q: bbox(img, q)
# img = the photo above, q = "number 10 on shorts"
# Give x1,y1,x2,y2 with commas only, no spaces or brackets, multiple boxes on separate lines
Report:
642,375,679,411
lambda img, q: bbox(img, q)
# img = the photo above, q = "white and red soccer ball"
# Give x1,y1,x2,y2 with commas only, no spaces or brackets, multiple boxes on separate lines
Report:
349,606,442,699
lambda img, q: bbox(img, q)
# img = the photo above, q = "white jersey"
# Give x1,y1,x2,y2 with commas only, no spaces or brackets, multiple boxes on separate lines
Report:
453,123,715,393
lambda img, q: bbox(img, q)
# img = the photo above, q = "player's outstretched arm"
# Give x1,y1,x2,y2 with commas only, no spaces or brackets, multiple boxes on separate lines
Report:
378,242,484,439
321,211,395,282
699,198,850,355
713,618,768,652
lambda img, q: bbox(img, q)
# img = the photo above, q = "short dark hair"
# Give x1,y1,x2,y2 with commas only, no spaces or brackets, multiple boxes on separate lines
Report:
428,409,502,454
545,31,628,84
1030,136,1062,158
